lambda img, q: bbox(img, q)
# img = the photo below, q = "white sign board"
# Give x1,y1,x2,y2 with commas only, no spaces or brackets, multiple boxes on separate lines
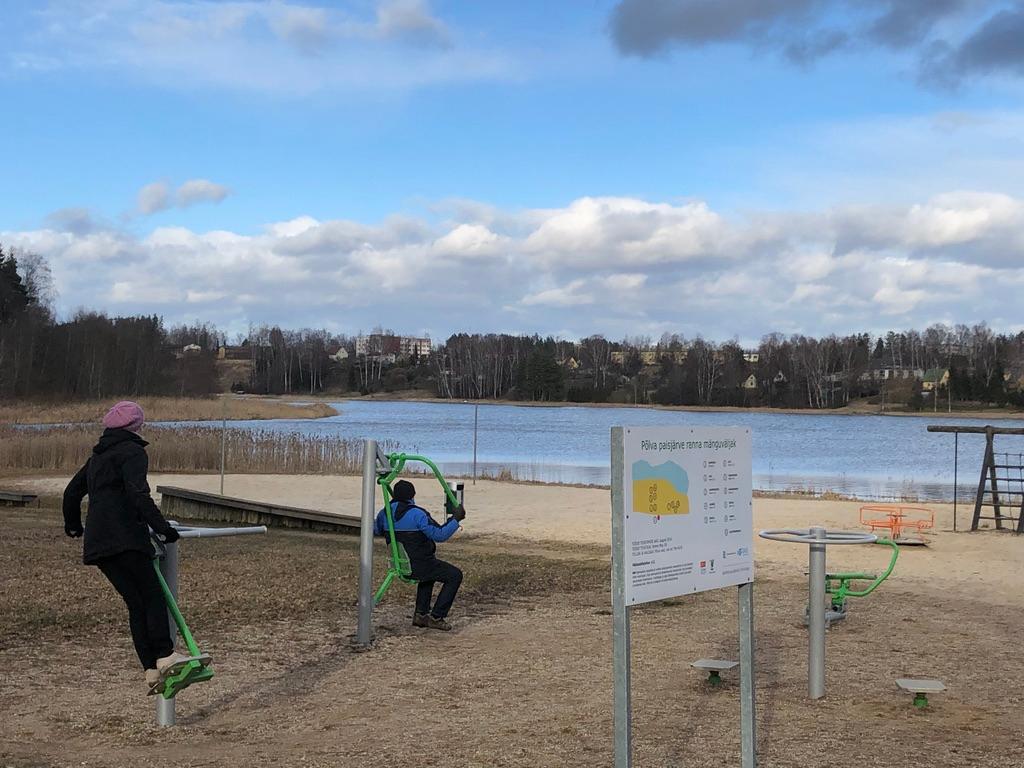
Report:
619,426,753,605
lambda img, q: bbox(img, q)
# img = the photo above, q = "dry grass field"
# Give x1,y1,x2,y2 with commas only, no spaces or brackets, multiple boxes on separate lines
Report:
0,397,337,425
2,483,1022,768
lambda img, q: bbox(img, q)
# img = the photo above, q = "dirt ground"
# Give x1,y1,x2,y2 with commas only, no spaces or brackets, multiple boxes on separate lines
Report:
3,483,1023,767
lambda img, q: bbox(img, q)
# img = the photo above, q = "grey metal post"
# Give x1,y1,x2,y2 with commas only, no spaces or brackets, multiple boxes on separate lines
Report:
157,541,179,726
219,396,227,496
808,526,826,699
953,432,959,532
738,582,757,767
473,404,479,485
356,439,377,646
610,427,631,767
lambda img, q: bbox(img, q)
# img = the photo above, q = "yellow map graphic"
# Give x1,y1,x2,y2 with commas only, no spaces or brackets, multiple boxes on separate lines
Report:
626,462,692,518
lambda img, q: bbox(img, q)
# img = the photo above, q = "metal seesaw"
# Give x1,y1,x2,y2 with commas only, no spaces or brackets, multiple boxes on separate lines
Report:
151,521,267,726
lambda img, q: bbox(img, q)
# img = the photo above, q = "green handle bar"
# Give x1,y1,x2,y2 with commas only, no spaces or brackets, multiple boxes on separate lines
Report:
826,538,899,601
151,557,202,657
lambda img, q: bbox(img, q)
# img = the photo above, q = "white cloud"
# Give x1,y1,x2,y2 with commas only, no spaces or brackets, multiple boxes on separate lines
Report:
177,179,231,208
4,192,1024,342
138,181,171,215
521,280,594,307
137,179,232,215
377,0,450,47
269,5,332,55
11,1,513,94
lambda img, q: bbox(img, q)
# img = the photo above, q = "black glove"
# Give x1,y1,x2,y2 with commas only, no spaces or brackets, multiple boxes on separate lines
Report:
65,525,84,538
452,504,467,522
160,527,181,544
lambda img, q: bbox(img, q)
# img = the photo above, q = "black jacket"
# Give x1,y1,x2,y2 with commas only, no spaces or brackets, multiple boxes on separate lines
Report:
63,429,174,565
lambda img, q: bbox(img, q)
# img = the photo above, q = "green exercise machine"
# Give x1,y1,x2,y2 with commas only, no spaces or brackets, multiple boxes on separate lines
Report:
373,450,463,606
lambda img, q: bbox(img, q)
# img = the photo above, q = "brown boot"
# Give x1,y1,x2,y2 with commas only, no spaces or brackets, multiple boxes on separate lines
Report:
426,615,452,631
412,612,429,627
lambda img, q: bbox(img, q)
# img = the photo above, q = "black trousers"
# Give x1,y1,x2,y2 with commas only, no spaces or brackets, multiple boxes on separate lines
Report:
96,550,173,669
413,558,463,619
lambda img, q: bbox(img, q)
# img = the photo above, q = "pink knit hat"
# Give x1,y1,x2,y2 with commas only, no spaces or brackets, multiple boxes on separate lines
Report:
103,401,145,432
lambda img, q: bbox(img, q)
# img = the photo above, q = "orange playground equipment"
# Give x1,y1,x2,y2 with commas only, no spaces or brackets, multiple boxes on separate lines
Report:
859,504,934,545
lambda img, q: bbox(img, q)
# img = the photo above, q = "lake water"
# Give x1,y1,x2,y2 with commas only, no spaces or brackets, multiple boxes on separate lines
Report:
163,400,1024,501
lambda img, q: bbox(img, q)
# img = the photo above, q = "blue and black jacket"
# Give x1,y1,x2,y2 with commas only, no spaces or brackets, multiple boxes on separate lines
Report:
373,498,460,571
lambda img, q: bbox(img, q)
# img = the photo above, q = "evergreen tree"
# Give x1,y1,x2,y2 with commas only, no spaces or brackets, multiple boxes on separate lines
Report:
0,248,29,324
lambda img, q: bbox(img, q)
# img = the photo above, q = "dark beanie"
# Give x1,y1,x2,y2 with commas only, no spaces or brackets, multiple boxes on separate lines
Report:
393,480,415,502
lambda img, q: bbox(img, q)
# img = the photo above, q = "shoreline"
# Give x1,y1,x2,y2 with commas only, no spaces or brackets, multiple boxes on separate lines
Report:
298,392,1024,422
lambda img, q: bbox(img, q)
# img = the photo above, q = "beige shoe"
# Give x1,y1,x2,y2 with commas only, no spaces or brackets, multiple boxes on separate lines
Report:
145,668,164,695
156,651,192,677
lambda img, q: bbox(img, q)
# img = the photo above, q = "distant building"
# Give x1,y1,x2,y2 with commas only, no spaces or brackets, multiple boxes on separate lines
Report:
743,351,759,364
356,333,431,361
860,362,925,383
218,345,252,361
743,374,758,390
922,368,949,391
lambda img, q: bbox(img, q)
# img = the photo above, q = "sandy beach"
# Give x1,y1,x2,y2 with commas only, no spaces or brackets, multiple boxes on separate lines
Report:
3,473,1023,767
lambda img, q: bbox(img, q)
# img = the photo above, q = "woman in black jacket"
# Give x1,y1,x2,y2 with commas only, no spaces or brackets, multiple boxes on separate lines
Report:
63,401,191,691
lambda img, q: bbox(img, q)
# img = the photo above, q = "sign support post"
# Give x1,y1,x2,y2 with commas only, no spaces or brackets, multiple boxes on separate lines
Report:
611,427,631,767
738,582,756,768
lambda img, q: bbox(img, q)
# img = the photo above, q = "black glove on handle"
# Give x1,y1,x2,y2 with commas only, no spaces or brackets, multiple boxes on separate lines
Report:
161,527,181,544
452,504,467,522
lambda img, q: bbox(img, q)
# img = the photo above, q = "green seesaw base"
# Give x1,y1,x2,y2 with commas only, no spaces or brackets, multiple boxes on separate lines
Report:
161,658,214,699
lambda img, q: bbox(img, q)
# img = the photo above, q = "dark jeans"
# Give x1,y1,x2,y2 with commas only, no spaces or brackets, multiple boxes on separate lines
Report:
413,558,463,619
96,550,173,669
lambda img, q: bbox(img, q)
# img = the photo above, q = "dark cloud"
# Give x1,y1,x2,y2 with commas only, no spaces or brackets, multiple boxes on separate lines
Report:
867,0,968,47
610,0,819,56
609,0,1018,87
784,30,849,65
922,8,1024,87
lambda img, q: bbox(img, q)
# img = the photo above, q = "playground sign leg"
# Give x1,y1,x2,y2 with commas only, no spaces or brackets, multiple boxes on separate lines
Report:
739,582,756,767
157,541,179,727
611,428,631,768
356,439,377,647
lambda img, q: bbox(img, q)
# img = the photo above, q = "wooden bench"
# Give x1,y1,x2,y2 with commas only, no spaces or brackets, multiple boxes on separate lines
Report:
0,490,39,507
156,486,360,533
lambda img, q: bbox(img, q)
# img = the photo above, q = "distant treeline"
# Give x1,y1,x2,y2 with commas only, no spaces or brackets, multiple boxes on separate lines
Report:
2,247,1022,409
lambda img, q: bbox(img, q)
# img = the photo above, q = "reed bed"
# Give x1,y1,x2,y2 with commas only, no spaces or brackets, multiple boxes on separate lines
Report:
0,397,337,425
0,425,373,474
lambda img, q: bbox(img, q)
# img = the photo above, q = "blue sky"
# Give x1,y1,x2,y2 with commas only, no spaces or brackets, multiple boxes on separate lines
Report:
3,1,1024,343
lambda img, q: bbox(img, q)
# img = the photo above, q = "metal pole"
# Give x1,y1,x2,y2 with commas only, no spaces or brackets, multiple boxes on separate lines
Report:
738,582,757,768
356,439,377,646
473,404,478,485
953,432,959,532
808,526,826,700
610,427,631,767
157,541,179,726
219,396,227,496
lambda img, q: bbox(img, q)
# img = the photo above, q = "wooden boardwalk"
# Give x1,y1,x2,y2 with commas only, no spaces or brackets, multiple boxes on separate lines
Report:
0,490,39,507
156,486,360,533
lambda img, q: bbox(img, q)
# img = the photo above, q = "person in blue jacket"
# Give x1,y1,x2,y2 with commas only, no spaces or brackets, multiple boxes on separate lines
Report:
374,479,466,631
